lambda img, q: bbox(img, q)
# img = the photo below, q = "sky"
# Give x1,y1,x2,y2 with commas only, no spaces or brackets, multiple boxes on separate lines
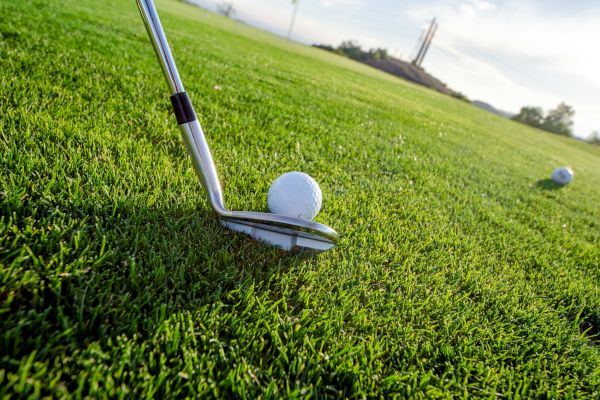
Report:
187,0,600,138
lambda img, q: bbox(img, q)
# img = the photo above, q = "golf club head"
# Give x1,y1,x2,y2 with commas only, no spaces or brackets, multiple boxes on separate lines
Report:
178,121,339,253
220,211,338,253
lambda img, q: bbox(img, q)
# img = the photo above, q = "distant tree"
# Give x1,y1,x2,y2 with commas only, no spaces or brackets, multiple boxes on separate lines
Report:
313,43,337,52
512,106,544,128
588,131,600,146
541,102,574,136
512,103,575,137
368,48,389,61
316,41,390,62
450,91,470,102
338,40,364,60
217,1,235,17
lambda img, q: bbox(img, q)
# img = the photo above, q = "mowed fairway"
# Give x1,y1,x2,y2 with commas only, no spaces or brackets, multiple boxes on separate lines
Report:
1,0,599,397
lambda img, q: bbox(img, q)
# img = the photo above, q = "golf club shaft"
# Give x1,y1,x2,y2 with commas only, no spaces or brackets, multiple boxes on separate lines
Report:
135,0,184,94
136,0,227,213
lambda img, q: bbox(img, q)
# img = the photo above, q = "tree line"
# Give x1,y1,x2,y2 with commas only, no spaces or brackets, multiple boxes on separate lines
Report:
512,103,575,137
314,41,390,62
512,104,599,145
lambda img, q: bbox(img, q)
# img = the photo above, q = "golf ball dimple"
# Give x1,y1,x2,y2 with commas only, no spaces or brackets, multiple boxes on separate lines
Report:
268,172,322,220
551,167,574,185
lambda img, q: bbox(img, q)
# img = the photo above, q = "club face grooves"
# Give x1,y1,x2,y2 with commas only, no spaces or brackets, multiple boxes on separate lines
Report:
220,218,337,253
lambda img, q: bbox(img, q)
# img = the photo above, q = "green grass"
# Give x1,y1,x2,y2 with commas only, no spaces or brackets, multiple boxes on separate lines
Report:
1,0,599,397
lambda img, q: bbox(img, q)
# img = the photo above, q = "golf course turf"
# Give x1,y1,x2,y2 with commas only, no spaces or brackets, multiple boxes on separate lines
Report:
1,0,599,397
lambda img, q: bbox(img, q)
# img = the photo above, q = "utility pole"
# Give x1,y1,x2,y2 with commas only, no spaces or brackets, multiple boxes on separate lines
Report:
416,18,438,66
410,29,426,61
412,18,438,67
287,0,300,42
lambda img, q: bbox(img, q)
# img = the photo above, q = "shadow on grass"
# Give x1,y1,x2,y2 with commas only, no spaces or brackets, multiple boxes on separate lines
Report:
2,196,319,358
534,179,564,191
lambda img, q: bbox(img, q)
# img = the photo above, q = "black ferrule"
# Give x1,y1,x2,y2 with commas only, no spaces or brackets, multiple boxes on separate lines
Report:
170,92,197,125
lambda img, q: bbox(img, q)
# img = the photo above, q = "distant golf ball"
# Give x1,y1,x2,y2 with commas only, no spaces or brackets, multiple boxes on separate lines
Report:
551,167,574,185
268,172,322,220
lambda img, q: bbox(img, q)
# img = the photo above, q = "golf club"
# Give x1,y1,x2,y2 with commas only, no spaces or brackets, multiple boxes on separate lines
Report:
135,0,338,253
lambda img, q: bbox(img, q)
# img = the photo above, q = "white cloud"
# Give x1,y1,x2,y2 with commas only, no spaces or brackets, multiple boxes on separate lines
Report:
469,0,496,12
408,0,600,137
319,0,364,8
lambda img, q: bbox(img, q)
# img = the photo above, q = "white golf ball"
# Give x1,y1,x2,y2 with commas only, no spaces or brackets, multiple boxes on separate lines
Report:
551,167,574,185
268,172,322,220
